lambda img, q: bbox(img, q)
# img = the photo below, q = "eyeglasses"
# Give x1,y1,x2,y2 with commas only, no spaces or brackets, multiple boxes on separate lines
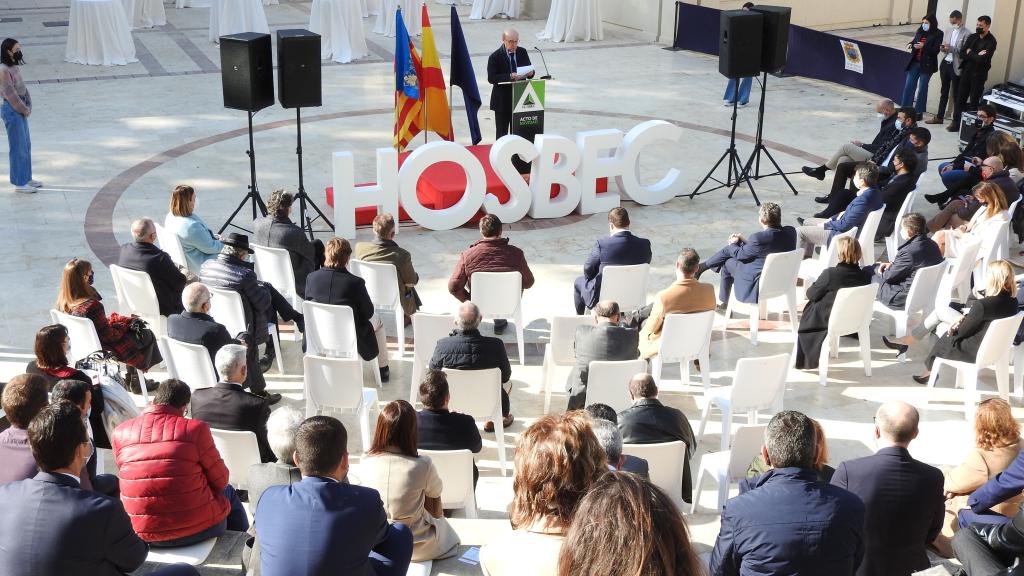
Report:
977,114,990,120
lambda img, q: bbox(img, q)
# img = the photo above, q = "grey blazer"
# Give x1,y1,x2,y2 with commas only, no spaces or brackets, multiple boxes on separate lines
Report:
252,215,316,297
947,25,969,75
248,462,301,509
566,323,640,410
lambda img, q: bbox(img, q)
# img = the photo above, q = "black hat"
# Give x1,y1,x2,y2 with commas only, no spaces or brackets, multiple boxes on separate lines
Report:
222,233,251,251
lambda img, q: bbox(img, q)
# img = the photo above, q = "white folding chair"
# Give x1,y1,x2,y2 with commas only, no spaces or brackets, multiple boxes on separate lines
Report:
51,309,149,404
691,424,766,514
303,355,379,452
722,249,801,346
697,353,788,451
541,315,594,413
585,358,647,413
858,205,886,265
303,301,383,388
208,286,285,374
928,313,1023,421
420,449,478,518
597,264,650,312
470,271,525,365
351,259,405,358
210,428,260,490
651,311,715,389
162,336,218,391
622,441,688,511
798,227,858,288
802,283,879,387
410,313,454,404
872,261,946,343
442,368,507,475
154,222,188,270
251,244,301,308
146,538,218,566
884,189,916,260
109,264,166,337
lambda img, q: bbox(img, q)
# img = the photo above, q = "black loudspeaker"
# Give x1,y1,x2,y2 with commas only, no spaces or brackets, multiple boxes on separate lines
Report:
277,29,322,109
750,5,791,74
719,10,763,79
220,32,274,112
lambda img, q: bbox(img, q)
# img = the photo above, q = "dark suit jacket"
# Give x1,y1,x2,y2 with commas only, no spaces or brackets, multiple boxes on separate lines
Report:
954,124,994,170
567,323,639,407
824,187,884,243
578,231,652,310
255,476,395,576
875,234,944,309
0,472,148,576
191,382,274,463
905,28,943,74
831,447,945,576
167,311,237,362
961,32,997,75
253,215,316,298
863,113,899,154
929,292,1019,365
875,172,918,240
304,266,379,362
417,408,482,454
487,45,532,111
723,226,797,304
618,398,696,503
620,454,649,477
117,241,187,316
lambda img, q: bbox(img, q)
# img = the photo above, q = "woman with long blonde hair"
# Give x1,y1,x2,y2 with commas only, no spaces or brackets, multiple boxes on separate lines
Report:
932,181,1009,256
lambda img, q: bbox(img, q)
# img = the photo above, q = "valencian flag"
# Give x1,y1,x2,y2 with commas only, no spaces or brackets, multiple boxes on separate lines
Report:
420,5,453,141
393,7,423,150
449,5,482,145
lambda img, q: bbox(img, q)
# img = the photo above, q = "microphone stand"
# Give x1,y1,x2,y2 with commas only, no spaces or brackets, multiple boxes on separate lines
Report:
533,46,553,79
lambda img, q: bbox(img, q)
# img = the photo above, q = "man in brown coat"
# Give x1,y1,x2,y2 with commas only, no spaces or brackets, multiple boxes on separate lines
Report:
354,213,421,321
639,248,716,359
448,214,535,334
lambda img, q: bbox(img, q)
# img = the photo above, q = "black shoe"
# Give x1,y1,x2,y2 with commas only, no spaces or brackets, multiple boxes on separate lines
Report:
813,195,829,204
881,336,910,355
924,192,946,204
493,319,508,335
912,374,930,385
802,165,826,181
796,217,805,226
379,366,390,383
259,354,274,373
812,211,829,219
255,391,282,405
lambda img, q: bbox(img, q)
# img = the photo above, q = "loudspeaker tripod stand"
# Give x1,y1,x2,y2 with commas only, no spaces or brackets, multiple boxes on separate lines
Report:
219,111,268,234
689,96,756,200
729,72,798,202
292,107,333,240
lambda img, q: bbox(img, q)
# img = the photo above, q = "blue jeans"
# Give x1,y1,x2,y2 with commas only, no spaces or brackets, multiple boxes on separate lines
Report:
1,101,31,186
724,77,753,104
901,62,933,114
957,507,1011,530
938,161,976,190
149,485,250,548
369,521,413,576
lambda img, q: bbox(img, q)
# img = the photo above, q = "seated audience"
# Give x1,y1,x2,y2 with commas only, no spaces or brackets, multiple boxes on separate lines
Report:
117,217,187,316
709,411,865,575
617,373,696,504
354,212,422,321
952,504,1024,574
191,344,275,462
590,419,630,472
801,98,898,181
0,374,49,485
928,159,1017,234
165,184,223,274
248,405,304,507
0,402,199,576
429,301,513,431
253,189,321,298
932,398,1021,558
696,201,797,305
831,401,944,576
926,103,997,204
567,300,637,410
989,132,1024,184
745,417,835,484
794,237,872,369
416,370,482,486
51,379,119,496
305,236,390,382
872,213,944,311
959,408,1024,531
255,415,414,576
448,213,534,335
584,403,648,477
638,248,715,359
572,207,652,315
874,147,921,240
361,400,459,561
796,162,883,260
479,411,606,576
113,379,248,546
557,472,703,576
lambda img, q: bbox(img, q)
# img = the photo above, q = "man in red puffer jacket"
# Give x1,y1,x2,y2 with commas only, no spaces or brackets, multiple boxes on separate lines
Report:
112,379,249,546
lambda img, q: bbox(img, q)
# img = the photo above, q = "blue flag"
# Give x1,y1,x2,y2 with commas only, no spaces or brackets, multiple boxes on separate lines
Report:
449,6,482,145
395,8,419,100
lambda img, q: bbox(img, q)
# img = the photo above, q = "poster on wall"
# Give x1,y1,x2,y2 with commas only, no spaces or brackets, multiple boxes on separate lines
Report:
840,40,864,74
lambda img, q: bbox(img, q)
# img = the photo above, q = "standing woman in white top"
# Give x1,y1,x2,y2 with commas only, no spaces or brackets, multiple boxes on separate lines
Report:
0,38,40,194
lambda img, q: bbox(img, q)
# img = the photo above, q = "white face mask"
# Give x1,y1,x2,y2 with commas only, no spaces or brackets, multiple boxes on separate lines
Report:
877,113,885,119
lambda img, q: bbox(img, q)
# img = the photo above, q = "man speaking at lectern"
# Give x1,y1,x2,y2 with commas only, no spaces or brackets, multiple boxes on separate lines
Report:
487,29,535,139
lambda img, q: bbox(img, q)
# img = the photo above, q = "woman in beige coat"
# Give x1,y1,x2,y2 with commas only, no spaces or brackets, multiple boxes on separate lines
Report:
360,400,460,561
933,398,1021,557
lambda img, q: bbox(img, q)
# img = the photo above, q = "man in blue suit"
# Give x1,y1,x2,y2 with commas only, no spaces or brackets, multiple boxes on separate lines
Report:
255,415,413,576
573,207,652,314
797,162,884,259
696,202,797,305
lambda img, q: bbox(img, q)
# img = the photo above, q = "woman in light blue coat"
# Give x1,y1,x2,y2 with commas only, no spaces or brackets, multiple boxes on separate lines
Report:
164,184,223,273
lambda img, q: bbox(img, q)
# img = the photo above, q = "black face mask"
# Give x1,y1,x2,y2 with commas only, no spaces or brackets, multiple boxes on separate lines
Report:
11,50,22,64
976,27,984,35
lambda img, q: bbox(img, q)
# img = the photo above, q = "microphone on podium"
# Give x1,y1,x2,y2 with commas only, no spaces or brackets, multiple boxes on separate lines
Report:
533,47,553,80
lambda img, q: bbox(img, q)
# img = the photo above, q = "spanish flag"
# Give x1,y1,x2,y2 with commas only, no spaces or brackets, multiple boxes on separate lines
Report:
393,7,423,151
419,5,452,141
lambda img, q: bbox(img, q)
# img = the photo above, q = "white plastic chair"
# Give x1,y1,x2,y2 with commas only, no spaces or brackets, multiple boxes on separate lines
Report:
541,315,594,413
442,367,507,475
651,311,715,389
928,313,1023,421
858,205,886,265
801,283,879,387
972,220,1011,288
940,240,982,306
162,336,218,391
109,264,166,337
207,286,285,375
697,353,788,451
470,271,525,365
798,227,858,288
584,358,647,413
622,441,688,511
351,259,405,359
722,249,801,346
419,449,478,518
302,301,383,388
251,244,301,308
303,355,379,452
884,189,916,260
146,538,218,566
872,261,946,342
51,309,150,404
409,313,454,404
154,222,188,270
210,428,260,490
691,424,766,514
597,264,650,312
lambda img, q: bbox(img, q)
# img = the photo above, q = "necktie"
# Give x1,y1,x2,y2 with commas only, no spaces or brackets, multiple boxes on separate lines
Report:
509,51,517,72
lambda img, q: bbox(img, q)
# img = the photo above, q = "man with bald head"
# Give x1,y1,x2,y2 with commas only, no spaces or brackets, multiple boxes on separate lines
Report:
831,401,944,576
118,216,188,316
487,28,534,139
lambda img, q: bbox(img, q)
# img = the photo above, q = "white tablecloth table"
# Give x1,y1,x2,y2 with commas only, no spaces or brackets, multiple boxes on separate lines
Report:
537,0,602,42
435,0,472,5
374,0,421,37
209,0,270,43
310,0,368,63
469,0,517,19
65,0,139,65
121,0,166,28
